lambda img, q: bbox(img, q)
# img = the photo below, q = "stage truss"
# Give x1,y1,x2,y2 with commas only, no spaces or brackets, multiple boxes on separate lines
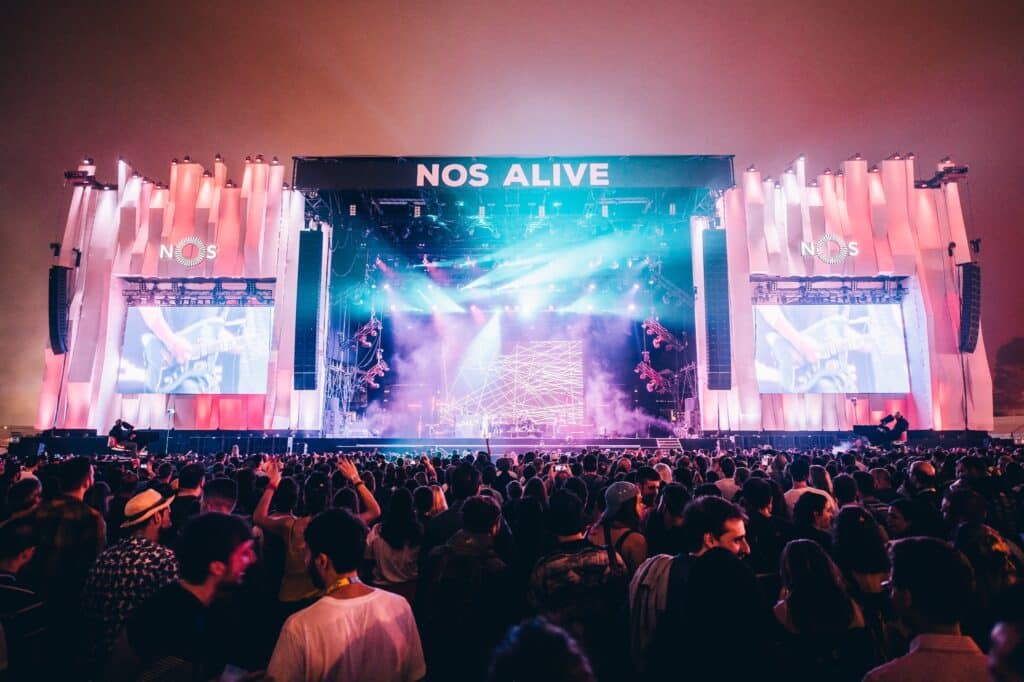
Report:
439,340,584,432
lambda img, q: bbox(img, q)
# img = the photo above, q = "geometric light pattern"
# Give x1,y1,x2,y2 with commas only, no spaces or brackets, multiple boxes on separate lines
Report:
440,340,584,428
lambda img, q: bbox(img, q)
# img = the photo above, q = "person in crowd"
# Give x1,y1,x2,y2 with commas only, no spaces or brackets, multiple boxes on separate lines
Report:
0,517,45,681
943,487,989,531
854,470,891,522
643,495,751,675
523,475,549,510
19,456,104,675
774,539,875,680
266,508,425,682
201,476,238,514
502,479,524,525
809,464,837,505
871,467,899,503
3,478,41,520
364,487,421,601
481,464,506,506
80,488,179,675
493,457,518,498
424,462,515,565
742,476,792,575
529,489,628,680
791,488,833,551
487,617,595,682
635,466,662,512
22,457,106,600
713,456,740,500
864,537,987,681
989,583,1024,682
785,458,837,517
256,457,380,614
419,495,514,681
85,480,112,518
169,462,205,528
887,497,927,539
585,481,648,575
109,512,257,681
902,460,942,511
14,455,39,483
953,523,1019,648
641,483,690,557
953,455,1018,540
833,473,859,507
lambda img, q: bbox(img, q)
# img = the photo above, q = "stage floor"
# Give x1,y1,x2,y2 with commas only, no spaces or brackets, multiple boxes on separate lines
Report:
13,428,990,457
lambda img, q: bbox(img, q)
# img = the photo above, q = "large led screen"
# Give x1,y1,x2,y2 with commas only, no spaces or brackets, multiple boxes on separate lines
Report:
117,306,274,394
754,304,910,394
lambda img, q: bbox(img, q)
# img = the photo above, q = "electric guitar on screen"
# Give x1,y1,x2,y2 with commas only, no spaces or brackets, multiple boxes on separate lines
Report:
765,316,873,393
142,318,248,393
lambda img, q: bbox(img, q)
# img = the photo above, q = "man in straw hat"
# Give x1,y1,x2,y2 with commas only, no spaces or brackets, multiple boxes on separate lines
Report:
80,488,179,676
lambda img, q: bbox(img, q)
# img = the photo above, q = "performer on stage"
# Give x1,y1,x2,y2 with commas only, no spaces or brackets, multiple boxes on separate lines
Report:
108,418,139,454
874,411,909,445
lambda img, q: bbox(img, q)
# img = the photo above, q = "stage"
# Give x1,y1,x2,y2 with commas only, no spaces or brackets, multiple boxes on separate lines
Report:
13,428,992,458
36,154,993,442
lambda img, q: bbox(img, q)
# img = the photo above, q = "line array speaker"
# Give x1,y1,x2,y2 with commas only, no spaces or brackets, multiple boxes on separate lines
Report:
959,262,981,353
703,230,732,390
293,231,325,390
48,265,71,354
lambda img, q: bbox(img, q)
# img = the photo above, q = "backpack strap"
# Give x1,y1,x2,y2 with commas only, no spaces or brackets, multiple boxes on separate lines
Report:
614,529,637,555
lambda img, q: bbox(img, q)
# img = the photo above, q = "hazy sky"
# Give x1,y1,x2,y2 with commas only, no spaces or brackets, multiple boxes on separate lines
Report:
2,0,1021,426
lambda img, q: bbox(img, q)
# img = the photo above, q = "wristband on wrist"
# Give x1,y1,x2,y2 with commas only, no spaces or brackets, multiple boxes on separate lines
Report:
353,480,365,487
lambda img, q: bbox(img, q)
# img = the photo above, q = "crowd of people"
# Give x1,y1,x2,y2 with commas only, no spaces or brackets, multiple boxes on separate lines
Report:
2,439,1024,681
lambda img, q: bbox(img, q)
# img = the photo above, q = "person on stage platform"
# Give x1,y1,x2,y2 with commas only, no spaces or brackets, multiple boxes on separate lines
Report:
874,411,909,446
108,418,140,454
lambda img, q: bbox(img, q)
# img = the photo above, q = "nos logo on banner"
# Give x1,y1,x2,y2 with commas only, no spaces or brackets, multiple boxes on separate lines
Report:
160,236,218,267
800,234,859,265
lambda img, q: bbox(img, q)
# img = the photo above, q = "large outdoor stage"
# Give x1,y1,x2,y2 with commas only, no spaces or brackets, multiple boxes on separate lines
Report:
35,153,993,446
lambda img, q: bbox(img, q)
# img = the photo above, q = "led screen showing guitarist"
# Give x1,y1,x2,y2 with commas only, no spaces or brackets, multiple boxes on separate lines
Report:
753,304,911,394
117,306,273,394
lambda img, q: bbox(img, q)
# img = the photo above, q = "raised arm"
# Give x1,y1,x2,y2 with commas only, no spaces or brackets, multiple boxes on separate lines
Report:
338,456,381,525
253,458,293,536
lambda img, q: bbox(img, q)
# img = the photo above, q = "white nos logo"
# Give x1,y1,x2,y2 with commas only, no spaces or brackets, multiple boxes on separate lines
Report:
800,234,859,265
159,236,218,267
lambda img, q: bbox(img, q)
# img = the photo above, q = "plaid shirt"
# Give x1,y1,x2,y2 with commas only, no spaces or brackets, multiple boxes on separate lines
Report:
22,495,106,605
81,535,179,671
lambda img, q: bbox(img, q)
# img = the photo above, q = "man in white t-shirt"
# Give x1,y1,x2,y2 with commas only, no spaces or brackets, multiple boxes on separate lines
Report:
266,509,426,682
783,458,837,516
713,456,740,500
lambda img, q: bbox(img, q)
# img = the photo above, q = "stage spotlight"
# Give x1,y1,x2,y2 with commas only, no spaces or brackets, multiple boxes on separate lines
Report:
389,304,397,312
628,303,636,311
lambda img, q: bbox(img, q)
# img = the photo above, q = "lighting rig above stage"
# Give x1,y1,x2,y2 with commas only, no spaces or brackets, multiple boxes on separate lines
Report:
310,184,712,438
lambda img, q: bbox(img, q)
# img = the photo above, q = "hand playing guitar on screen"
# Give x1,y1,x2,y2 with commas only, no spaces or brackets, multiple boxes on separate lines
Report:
139,307,194,363
758,306,823,364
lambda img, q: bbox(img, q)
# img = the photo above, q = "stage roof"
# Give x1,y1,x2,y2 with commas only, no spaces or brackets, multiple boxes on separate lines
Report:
292,155,734,192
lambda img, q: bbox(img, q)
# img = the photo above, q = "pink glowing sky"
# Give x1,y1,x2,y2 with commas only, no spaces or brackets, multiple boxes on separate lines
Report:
1,0,1021,425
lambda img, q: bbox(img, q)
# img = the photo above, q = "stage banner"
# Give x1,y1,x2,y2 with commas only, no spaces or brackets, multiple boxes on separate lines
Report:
293,155,734,191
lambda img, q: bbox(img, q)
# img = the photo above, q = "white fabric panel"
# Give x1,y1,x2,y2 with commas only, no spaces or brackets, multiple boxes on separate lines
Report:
698,154,993,432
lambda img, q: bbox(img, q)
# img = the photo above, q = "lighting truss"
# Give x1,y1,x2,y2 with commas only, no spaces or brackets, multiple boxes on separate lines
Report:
119,277,276,306
749,276,907,305
440,340,584,427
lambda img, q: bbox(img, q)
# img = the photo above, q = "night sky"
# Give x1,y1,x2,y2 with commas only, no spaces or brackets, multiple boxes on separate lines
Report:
2,0,1021,426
